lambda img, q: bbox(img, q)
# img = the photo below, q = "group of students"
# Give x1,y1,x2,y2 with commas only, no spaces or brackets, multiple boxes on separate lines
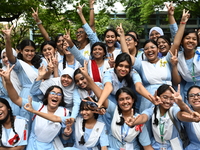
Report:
0,1,200,150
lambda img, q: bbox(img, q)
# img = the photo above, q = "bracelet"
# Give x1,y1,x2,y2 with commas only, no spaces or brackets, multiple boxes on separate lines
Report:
180,22,186,24
90,8,94,10
37,20,42,25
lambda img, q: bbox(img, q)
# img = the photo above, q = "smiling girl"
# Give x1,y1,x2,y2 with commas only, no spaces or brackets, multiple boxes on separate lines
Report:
117,10,188,113
23,96,110,150
30,67,75,113
78,67,153,150
65,30,110,83
177,85,200,150
125,84,188,150
0,66,69,150
0,98,28,150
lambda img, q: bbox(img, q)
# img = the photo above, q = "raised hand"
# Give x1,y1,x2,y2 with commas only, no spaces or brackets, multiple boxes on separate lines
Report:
24,96,34,113
63,28,72,42
89,0,95,5
181,9,190,23
170,84,183,103
116,23,124,36
125,109,140,127
108,53,115,68
31,7,40,22
79,60,89,77
37,64,48,80
77,3,85,15
51,53,58,70
181,105,200,122
165,1,175,16
151,91,163,105
63,125,72,137
65,118,75,127
0,64,14,82
2,25,14,38
169,49,178,67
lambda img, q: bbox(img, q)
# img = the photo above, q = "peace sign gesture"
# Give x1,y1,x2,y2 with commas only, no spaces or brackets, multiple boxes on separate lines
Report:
79,60,89,77
169,49,178,67
181,9,190,23
116,23,124,36
2,25,14,38
125,109,140,127
63,28,72,43
180,104,200,122
0,64,14,82
31,7,40,22
171,84,182,103
165,1,175,16
152,90,163,105
77,3,85,15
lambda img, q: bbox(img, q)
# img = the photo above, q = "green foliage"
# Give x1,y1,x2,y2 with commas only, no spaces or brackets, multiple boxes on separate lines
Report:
0,0,118,51
94,11,110,40
139,0,200,23
120,0,145,34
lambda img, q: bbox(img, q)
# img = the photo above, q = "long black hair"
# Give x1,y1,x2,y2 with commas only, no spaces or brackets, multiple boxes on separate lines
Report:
153,84,173,126
181,29,199,48
42,85,66,107
90,42,107,59
0,98,19,146
114,53,133,87
17,39,42,69
187,85,200,100
40,40,57,56
115,87,137,125
78,100,98,145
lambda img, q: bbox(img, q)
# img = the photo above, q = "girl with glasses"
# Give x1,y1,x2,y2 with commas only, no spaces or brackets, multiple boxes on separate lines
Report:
117,10,188,113
30,67,76,116
0,65,69,150
23,92,110,150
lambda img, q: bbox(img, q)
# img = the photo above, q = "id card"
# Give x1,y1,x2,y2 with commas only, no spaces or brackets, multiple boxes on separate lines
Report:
120,144,126,150
160,142,167,150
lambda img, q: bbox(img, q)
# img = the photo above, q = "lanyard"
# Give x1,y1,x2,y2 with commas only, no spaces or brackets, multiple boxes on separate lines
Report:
159,113,166,142
121,124,130,144
191,63,196,85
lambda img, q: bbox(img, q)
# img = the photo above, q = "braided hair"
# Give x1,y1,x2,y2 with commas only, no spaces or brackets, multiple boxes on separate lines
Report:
78,100,98,145
153,84,173,126
0,98,19,146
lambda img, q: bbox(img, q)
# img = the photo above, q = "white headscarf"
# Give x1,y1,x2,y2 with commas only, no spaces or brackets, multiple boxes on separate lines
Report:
1,48,17,66
149,27,164,39
40,67,75,109
1,48,21,94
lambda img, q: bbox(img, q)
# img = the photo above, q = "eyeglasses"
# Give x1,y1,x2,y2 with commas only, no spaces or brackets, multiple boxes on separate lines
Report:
125,37,133,41
161,95,174,101
50,91,63,96
76,31,85,35
188,93,200,99
143,45,157,51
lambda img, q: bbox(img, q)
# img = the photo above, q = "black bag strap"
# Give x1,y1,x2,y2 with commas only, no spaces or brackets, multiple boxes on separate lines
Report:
168,110,181,133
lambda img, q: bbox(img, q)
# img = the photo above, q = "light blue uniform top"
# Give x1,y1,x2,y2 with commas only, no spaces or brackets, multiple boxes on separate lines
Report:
142,106,183,150
106,100,151,150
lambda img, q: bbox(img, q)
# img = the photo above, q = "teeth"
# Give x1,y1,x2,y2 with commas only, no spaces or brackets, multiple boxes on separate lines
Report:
0,113,2,115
